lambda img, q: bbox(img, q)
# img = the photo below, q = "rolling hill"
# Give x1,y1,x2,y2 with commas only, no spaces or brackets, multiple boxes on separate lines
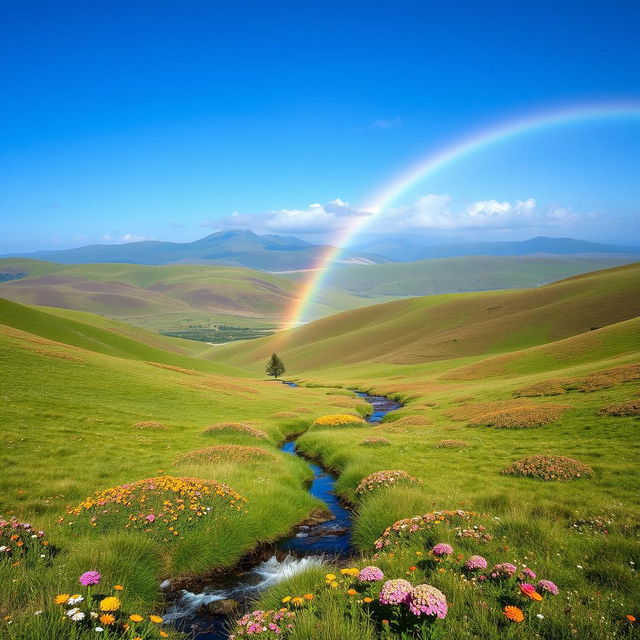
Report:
212,262,640,370
4,229,388,271
280,254,639,297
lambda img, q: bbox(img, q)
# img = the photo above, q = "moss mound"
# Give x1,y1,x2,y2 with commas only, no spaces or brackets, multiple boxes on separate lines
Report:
502,455,593,481
356,470,419,495
360,437,391,447
468,404,568,429
176,445,274,465
203,422,267,439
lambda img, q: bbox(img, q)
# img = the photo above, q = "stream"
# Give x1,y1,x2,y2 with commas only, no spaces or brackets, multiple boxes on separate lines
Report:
164,385,402,639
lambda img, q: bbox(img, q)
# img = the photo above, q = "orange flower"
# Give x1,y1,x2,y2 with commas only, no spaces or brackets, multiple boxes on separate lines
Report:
130,614,144,622
408,566,417,571
99,614,115,626
150,614,163,623
503,605,525,623
303,594,314,601
160,632,169,638
113,585,124,591
627,615,636,623
363,597,373,603
347,588,357,596
54,594,70,605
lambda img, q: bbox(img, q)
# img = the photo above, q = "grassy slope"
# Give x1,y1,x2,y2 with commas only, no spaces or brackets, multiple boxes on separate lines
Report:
214,262,640,371
281,254,639,296
0,258,387,324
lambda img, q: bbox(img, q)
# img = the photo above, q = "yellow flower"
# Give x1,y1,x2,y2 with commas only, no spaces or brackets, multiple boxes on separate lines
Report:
325,573,336,581
292,596,304,605
130,614,144,622
160,632,169,638
54,594,70,605
330,581,338,588
99,614,115,625
282,596,292,603
149,615,163,623
99,596,121,612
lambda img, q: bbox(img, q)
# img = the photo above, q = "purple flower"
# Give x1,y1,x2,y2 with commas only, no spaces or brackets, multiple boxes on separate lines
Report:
379,579,413,605
358,566,384,582
432,543,453,557
465,555,488,570
408,584,448,619
538,579,559,595
522,567,537,579
79,571,101,586
145,514,156,523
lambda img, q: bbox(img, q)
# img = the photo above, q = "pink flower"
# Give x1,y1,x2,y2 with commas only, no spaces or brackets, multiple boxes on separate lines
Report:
379,579,413,605
145,514,156,522
358,566,384,582
79,571,101,586
465,555,488,570
432,543,454,557
519,582,536,594
538,579,559,595
522,567,537,579
408,584,448,618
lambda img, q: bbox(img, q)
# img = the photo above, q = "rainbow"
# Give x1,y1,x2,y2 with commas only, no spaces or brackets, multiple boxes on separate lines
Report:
282,100,640,330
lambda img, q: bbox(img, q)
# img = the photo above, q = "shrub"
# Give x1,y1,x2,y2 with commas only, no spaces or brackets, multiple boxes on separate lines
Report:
313,414,365,427
356,470,418,496
176,445,274,465
435,439,469,448
360,437,391,447
63,476,247,539
203,423,268,439
467,404,568,429
132,421,167,430
502,455,593,481
598,398,640,416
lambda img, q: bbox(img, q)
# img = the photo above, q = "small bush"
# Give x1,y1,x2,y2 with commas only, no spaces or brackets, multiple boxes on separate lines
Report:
313,414,366,427
434,439,469,448
203,422,268,439
502,455,593,481
176,445,274,465
360,437,391,447
356,470,419,495
132,421,167,430
598,399,640,416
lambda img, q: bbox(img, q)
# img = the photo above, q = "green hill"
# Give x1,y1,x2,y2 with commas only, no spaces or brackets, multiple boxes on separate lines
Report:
281,253,640,297
213,262,640,370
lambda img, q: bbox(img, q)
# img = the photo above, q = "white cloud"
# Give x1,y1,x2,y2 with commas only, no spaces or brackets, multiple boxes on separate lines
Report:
371,117,403,130
101,233,149,243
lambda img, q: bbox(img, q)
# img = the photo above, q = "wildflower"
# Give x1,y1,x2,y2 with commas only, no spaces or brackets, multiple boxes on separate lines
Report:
303,594,314,601
503,605,525,622
408,565,417,572
291,597,304,606
432,543,453,557
66,608,80,617
99,597,121,612
94,628,104,633
379,579,413,605
522,567,537,579
519,584,543,601
160,632,169,638
55,594,70,605
99,614,115,625
68,595,84,605
347,589,357,596
149,615,163,623
329,581,338,588
282,596,291,603
325,573,336,581
537,579,559,595
465,555,488,570
357,566,384,582
408,584,448,618
114,585,124,591
490,562,517,579
536,614,544,619
626,615,636,623
363,597,373,603
34,611,43,616
130,614,144,622
79,571,101,586
355,470,418,495
71,612,86,621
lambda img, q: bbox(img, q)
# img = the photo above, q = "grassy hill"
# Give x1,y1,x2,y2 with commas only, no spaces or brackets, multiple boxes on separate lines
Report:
0,258,392,341
214,262,640,370
281,253,640,297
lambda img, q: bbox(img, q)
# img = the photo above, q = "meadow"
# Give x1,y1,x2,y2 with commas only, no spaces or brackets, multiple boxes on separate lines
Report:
1,264,639,639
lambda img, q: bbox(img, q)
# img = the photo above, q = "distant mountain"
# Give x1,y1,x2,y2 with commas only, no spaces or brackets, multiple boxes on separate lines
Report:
349,236,467,262
353,236,639,262
4,230,389,271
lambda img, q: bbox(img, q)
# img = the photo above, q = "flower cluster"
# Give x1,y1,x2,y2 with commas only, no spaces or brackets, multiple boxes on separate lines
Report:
379,578,413,605
359,437,391,447
203,423,268,439
229,609,296,638
407,584,448,618
502,455,593,481
358,566,385,582
176,445,273,464
312,414,365,427
599,399,640,416
431,543,453,557
467,404,568,429
0,518,50,565
465,554,488,570
355,470,419,496
63,476,247,539
374,510,483,549
54,572,167,637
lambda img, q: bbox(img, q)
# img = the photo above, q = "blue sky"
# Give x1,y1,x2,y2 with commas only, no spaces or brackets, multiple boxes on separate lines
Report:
1,0,639,252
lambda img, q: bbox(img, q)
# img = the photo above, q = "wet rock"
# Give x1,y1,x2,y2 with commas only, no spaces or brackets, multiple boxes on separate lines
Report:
296,532,309,538
318,526,349,536
299,508,335,527
199,599,240,616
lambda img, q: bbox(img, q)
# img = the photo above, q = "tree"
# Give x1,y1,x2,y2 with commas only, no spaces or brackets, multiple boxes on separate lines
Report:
265,352,286,379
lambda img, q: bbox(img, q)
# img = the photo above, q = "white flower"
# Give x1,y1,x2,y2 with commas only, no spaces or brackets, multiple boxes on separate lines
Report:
0,546,6,551
34,611,43,616
40,554,46,558
66,608,80,617
68,595,84,605
90,611,99,618
576,564,583,569
31,534,37,538
94,627,104,633
536,613,544,619
71,612,85,621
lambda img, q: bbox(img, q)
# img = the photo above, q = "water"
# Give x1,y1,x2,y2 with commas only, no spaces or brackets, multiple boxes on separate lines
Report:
165,384,401,638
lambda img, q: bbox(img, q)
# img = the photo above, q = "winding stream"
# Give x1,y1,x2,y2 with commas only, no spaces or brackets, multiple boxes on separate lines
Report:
165,385,402,639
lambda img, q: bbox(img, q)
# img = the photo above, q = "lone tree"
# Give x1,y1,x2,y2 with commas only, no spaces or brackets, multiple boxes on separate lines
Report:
265,352,286,379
